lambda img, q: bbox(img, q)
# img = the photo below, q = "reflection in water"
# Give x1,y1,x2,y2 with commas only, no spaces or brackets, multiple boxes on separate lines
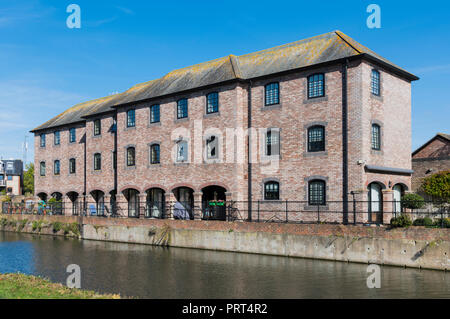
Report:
0,232,449,298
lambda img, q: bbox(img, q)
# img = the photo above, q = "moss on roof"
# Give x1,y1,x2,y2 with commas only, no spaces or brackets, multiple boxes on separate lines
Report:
31,31,417,132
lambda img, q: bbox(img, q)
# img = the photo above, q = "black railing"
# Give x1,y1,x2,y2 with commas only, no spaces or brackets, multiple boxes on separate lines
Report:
2,200,449,227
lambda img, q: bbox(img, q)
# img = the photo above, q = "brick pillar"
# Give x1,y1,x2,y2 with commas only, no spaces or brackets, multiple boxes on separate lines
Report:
139,194,146,218
382,190,394,225
103,194,110,217
225,192,233,202
116,192,127,217
63,194,72,216
193,192,203,219
166,192,176,219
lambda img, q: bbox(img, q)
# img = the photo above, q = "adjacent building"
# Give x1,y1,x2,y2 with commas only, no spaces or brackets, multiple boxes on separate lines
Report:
0,159,24,196
411,133,450,194
31,31,418,223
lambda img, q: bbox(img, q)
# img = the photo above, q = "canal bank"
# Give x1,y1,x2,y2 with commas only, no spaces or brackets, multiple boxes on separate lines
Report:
1,214,449,271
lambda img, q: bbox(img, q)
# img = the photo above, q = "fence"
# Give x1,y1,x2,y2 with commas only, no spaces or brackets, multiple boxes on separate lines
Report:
2,200,449,227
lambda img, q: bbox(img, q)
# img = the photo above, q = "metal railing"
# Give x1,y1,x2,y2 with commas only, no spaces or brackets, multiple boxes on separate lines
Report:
2,200,449,227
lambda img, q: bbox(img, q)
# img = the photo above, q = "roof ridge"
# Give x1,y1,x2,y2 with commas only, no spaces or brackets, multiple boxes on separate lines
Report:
334,30,362,54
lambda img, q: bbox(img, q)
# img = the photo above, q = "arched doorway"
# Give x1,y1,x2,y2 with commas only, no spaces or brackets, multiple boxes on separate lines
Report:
37,192,47,201
172,186,194,220
50,192,63,215
368,182,383,223
393,184,406,214
145,188,165,218
90,190,105,216
201,185,227,220
123,188,140,218
67,192,79,216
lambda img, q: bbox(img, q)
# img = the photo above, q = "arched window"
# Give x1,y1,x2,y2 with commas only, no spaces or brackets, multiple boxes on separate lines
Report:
307,73,325,98
176,140,188,162
150,144,160,164
371,69,380,96
264,181,280,200
177,98,188,119
53,160,60,175
40,162,46,176
308,126,325,152
265,82,279,106
69,158,76,174
94,153,101,170
206,92,219,114
127,109,135,127
127,147,136,166
371,124,381,150
308,180,326,205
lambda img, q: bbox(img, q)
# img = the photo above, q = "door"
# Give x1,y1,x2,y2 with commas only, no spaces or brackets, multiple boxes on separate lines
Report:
368,183,382,223
393,185,403,214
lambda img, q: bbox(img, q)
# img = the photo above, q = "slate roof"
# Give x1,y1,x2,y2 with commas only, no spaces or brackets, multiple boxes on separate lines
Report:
412,133,450,156
31,31,418,133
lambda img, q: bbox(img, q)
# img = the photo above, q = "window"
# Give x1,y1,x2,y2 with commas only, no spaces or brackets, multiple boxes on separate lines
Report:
206,92,219,114
150,144,160,164
265,82,280,106
309,180,326,205
264,181,280,200
54,131,60,145
69,128,76,143
94,153,101,170
7,175,12,181
307,73,325,98
206,136,218,159
69,158,76,174
176,141,188,162
127,109,135,127
308,126,325,152
127,147,135,166
40,134,46,147
371,124,381,150
40,162,46,176
371,70,380,96
265,129,280,156
177,99,188,119
150,104,160,123
54,160,60,175
94,119,101,136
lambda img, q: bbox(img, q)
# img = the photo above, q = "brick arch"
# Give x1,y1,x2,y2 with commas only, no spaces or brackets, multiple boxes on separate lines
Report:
143,184,168,193
170,183,197,192
119,185,142,193
366,180,387,189
87,188,107,196
392,182,409,191
199,182,229,192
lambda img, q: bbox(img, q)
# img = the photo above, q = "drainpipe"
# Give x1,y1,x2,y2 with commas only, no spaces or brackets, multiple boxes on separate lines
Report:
113,112,118,215
83,131,87,217
342,59,349,224
247,80,253,221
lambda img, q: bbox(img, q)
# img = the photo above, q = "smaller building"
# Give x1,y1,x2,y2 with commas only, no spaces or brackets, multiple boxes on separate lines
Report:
0,159,24,196
411,133,450,193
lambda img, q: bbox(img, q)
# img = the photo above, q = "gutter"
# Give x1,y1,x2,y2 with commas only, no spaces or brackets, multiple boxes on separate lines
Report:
364,165,414,175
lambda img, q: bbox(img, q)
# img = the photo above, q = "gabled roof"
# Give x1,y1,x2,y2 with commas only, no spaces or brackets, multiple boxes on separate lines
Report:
412,133,450,157
31,30,419,133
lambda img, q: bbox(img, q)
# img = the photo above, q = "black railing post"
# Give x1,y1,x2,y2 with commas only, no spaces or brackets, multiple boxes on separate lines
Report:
285,200,288,223
257,200,260,222
353,197,356,225
317,204,320,224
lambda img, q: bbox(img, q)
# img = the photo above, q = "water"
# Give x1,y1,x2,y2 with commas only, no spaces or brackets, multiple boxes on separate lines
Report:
0,231,449,298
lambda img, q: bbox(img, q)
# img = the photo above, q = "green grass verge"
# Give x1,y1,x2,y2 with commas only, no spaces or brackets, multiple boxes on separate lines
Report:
0,273,120,299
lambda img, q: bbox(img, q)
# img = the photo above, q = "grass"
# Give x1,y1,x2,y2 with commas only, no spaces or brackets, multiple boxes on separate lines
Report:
0,273,120,299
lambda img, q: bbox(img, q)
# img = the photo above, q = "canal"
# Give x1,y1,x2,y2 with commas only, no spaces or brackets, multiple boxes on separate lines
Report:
0,231,449,298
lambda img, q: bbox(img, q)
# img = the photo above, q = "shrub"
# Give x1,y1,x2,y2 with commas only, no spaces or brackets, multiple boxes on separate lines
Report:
390,214,412,228
52,222,63,233
413,218,424,226
433,218,450,228
401,193,425,209
1,195,11,202
423,217,434,227
421,171,450,203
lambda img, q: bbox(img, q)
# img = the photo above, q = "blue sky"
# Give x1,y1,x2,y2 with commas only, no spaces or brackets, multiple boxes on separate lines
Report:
0,0,449,164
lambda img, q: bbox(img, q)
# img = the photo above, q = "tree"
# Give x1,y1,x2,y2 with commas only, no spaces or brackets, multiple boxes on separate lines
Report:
23,163,34,195
421,171,450,203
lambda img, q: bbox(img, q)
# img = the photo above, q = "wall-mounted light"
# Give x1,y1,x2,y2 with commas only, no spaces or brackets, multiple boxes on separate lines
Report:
388,181,392,188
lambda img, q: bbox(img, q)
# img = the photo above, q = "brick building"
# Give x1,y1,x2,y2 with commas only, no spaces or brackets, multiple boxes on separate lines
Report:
411,133,450,194
31,31,418,223
0,159,23,196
